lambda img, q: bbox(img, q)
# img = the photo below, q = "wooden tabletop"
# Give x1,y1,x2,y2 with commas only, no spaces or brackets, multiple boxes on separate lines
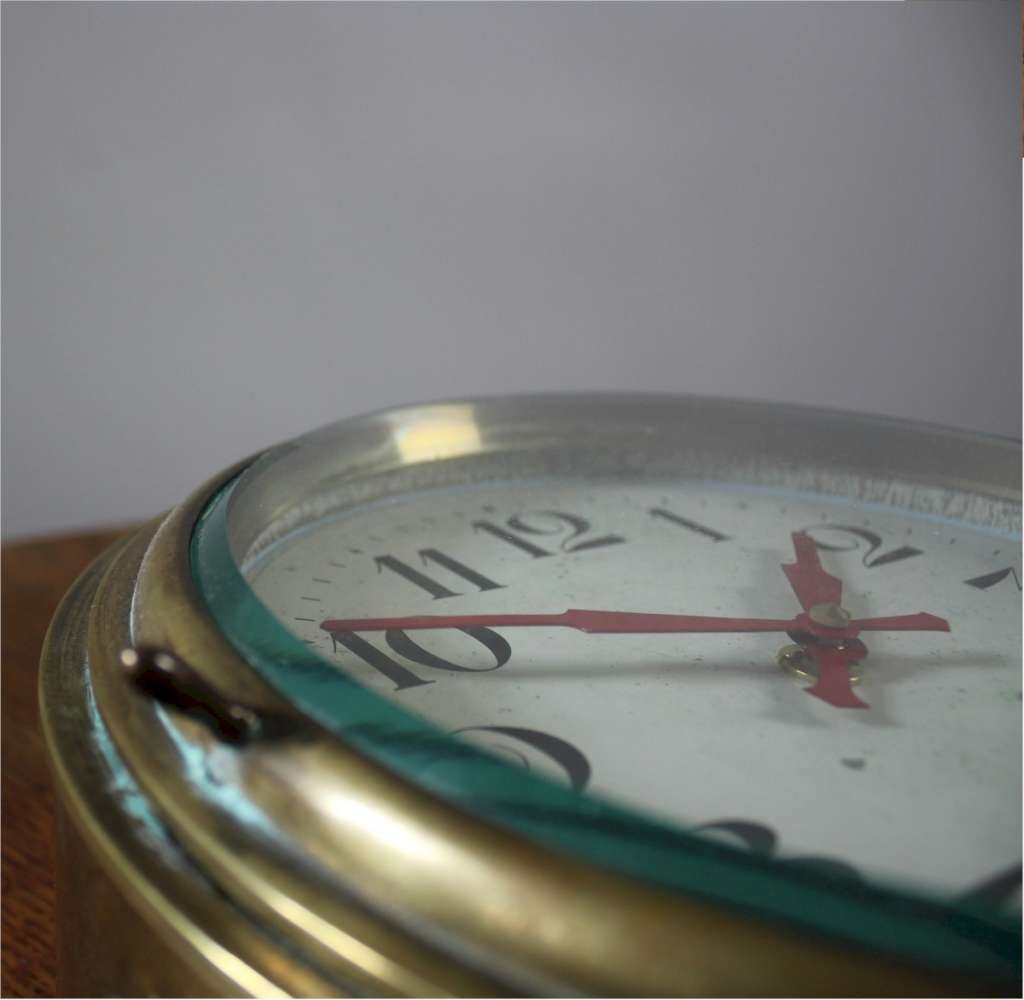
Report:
2,529,128,998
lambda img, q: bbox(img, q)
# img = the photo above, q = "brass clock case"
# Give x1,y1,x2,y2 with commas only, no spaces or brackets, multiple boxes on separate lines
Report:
40,395,1021,996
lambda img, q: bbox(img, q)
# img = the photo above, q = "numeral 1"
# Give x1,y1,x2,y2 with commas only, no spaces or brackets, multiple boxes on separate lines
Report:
649,507,731,542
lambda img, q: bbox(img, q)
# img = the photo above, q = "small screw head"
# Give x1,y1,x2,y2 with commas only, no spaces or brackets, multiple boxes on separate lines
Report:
777,644,809,672
809,603,852,629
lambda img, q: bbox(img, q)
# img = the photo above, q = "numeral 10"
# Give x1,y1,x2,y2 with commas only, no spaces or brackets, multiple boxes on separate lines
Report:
329,626,511,691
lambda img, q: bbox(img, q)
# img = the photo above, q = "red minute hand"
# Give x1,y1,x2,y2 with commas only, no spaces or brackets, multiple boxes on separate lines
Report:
782,531,842,610
319,609,949,637
320,608,948,711
852,613,948,632
321,610,800,634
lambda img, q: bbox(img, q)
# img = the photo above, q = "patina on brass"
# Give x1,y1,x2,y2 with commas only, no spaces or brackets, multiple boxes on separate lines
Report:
41,526,333,998
40,395,1021,997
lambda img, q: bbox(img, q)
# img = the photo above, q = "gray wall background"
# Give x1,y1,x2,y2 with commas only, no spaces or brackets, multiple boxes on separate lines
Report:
3,2,1020,540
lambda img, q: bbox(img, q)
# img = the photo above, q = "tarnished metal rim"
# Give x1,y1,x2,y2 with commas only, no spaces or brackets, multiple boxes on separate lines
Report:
38,527,336,998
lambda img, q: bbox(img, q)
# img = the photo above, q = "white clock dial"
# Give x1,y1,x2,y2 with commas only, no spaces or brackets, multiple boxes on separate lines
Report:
244,478,1022,904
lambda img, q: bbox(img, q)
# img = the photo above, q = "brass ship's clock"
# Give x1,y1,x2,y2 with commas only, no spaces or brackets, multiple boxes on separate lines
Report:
40,395,1021,996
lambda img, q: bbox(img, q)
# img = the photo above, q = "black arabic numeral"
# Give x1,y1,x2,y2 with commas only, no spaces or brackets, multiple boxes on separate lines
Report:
477,509,624,556
472,520,553,558
375,549,504,600
330,630,431,691
453,725,592,791
957,863,1022,910
801,524,922,569
964,567,1022,593
329,626,511,691
386,626,511,673
648,507,731,542
696,818,863,884
695,819,776,855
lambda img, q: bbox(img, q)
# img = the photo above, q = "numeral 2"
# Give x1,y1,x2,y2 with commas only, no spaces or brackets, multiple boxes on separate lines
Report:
964,567,1022,593
801,525,922,568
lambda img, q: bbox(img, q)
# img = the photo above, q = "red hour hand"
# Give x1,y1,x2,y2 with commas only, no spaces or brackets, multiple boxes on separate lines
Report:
782,532,842,611
802,644,869,710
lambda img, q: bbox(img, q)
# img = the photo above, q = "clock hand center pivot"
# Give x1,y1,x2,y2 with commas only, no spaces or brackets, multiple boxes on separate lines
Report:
807,603,852,629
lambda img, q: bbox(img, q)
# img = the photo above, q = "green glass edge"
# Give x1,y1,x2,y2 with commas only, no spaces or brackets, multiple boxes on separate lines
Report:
190,475,1020,984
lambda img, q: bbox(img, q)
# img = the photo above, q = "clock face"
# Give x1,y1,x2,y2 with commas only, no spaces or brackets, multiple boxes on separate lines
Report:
239,474,1021,909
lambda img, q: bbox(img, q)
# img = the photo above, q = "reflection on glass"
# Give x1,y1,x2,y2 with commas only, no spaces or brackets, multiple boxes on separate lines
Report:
389,405,482,464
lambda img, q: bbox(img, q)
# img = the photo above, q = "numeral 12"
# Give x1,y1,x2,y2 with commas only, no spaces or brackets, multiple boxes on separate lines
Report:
474,509,625,557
